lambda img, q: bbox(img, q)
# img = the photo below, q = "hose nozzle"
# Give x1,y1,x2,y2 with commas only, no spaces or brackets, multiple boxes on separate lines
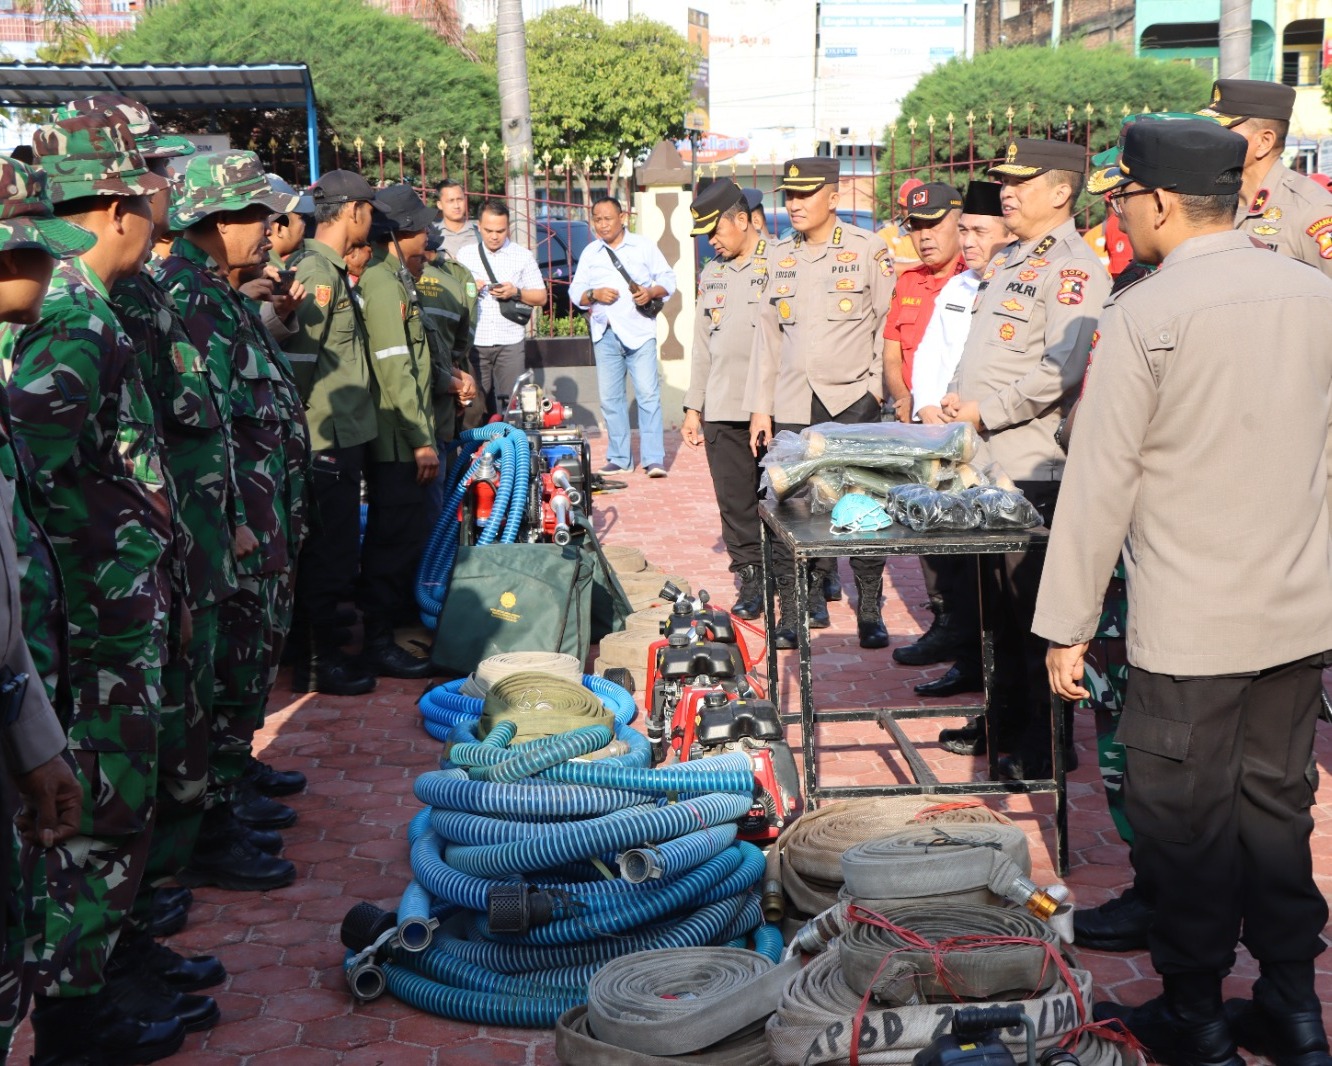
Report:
761,879,785,924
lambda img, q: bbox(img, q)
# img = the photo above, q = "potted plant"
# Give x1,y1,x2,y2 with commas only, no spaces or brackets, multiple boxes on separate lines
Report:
527,308,594,369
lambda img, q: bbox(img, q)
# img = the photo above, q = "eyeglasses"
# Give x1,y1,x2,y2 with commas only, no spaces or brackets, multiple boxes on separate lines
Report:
1108,186,1165,216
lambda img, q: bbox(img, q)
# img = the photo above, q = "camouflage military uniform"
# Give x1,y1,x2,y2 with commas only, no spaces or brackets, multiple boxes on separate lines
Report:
112,268,236,903
157,217,306,804
0,157,96,1055
9,114,173,1001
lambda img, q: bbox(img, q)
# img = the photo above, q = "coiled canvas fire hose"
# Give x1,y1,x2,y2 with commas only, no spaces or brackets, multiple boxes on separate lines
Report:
766,942,1129,1066
764,796,1018,925
459,651,584,698
788,824,1073,954
555,947,800,1065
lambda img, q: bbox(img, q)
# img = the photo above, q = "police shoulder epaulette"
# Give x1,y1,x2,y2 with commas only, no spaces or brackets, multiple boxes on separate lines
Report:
831,226,843,246
1030,234,1057,259
754,239,766,259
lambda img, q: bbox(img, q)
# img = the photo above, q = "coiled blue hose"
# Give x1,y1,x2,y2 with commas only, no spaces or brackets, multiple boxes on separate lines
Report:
415,423,531,627
373,700,778,1027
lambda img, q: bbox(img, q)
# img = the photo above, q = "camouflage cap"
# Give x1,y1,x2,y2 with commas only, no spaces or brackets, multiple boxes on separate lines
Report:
53,94,196,160
31,111,170,203
169,150,299,229
0,155,95,258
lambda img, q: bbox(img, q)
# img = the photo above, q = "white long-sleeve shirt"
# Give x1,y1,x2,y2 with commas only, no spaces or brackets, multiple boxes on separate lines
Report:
910,269,980,414
570,232,677,348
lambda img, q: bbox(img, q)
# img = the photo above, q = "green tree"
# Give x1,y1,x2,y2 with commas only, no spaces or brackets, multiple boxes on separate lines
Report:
881,44,1213,205
112,0,498,185
470,7,699,202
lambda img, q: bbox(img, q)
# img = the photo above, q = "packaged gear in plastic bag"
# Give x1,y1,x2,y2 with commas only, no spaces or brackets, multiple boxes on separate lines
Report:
801,421,979,463
887,485,982,533
960,486,1043,530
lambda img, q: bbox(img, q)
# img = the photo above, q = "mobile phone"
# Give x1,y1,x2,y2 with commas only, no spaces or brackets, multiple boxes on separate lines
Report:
273,269,297,296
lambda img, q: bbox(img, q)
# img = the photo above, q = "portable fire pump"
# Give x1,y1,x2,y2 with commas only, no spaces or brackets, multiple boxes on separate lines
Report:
456,374,592,547
631,582,801,843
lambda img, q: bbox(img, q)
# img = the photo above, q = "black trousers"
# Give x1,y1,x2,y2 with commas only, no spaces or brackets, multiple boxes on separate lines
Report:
702,419,762,572
293,444,364,644
358,460,429,630
981,479,1060,752
773,392,886,586
1121,654,1329,982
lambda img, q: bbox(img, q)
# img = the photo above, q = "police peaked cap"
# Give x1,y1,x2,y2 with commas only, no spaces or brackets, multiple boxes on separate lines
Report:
689,178,745,235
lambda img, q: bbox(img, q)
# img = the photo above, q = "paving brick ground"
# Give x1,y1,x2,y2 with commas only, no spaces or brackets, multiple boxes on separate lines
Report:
11,430,1332,1062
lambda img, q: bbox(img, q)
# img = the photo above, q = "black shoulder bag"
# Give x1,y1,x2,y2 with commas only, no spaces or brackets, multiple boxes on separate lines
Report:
474,231,534,327
603,244,664,319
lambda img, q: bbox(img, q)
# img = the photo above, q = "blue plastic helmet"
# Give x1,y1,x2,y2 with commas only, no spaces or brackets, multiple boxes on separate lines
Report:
830,493,893,534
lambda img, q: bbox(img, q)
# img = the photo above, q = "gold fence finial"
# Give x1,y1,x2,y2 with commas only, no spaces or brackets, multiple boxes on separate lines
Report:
353,135,364,152
375,135,385,150
460,137,470,153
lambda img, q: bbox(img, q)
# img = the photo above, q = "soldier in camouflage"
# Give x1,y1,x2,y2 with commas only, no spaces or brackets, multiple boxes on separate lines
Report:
155,150,307,896
5,110,195,1065
0,155,92,1066
51,96,233,967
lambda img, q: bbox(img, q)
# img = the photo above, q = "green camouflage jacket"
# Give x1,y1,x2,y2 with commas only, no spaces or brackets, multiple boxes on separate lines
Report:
1,258,172,682
112,268,239,610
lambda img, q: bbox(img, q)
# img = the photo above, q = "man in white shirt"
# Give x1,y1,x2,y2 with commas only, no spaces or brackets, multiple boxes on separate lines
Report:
457,199,546,414
896,181,1013,704
570,196,677,477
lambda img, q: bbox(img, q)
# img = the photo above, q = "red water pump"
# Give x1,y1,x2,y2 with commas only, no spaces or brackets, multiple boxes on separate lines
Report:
637,584,801,843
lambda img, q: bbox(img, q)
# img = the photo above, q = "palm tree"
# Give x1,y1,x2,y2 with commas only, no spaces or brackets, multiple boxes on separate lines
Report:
496,0,535,249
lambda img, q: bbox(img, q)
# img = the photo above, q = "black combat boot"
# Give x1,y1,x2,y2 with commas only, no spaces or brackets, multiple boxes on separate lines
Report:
1094,972,1243,1066
807,571,830,629
361,620,432,680
244,754,307,797
893,595,962,665
823,570,843,602
1226,965,1332,1066
30,990,185,1066
230,778,296,830
119,928,226,993
105,937,219,1033
854,574,889,649
1074,885,1154,952
290,625,376,696
181,805,296,892
731,565,764,620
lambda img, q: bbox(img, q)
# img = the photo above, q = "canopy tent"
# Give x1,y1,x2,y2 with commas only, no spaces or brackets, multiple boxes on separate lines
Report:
0,62,321,178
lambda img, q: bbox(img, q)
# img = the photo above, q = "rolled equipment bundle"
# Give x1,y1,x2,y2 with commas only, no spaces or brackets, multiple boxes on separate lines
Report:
802,420,979,462
555,946,799,1064
837,902,1060,1004
766,943,1129,1066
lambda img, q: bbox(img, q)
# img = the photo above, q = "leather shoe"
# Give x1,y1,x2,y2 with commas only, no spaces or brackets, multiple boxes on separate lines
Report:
1094,996,1242,1066
823,571,842,601
362,638,433,680
938,717,986,756
1225,994,1332,1066
1074,886,1153,952
244,755,306,797
231,781,297,830
915,663,984,698
31,990,185,1066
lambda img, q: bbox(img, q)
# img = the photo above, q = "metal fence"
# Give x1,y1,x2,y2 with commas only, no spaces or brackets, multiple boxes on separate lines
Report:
259,104,1144,337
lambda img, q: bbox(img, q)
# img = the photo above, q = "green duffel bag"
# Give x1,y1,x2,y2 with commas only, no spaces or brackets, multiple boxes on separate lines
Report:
431,542,593,675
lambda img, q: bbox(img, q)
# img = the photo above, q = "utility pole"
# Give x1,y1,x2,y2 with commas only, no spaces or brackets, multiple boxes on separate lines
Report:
1051,0,1062,47
1219,0,1252,80
496,0,536,250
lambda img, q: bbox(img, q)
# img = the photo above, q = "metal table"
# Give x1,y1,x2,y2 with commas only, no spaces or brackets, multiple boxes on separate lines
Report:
759,498,1067,874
